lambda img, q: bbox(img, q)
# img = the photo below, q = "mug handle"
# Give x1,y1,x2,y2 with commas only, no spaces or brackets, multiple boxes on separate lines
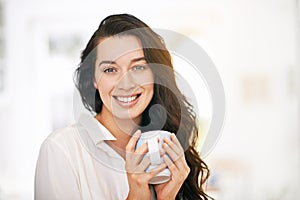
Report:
147,136,161,165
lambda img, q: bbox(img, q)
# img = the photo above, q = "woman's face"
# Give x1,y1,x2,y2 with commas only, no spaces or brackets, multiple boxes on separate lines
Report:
94,35,154,121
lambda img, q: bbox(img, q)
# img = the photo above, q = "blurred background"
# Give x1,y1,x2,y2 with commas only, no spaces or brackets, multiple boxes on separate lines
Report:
0,0,299,199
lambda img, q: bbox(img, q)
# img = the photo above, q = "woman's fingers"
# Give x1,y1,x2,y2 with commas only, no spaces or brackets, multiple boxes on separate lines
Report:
162,135,189,172
146,163,167,177
170,133,184,151
162,154,190,186
162,142,186,172
135,142,148,155
126,130,141,153
126,131,188,182
163,139,181,159
132,143,149,166
162,154,178,173
127,155,151,173
128,157,166,182
163,136,184,162
136,155,151,171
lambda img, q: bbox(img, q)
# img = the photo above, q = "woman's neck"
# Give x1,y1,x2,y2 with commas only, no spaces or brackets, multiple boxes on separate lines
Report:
95,110,141,153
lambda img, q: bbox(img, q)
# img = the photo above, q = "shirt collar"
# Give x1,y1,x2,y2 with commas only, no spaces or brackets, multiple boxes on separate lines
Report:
77,113,116,145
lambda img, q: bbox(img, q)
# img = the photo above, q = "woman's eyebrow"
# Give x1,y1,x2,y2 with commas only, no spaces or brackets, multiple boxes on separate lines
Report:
98,60,116,66
98,57,146,66
130,57,146,63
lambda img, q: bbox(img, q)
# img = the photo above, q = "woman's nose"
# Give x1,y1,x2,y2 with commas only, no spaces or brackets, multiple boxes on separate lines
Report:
117,71,137,91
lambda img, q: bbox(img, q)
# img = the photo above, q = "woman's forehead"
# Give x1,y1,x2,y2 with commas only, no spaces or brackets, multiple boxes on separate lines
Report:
96,35,144,61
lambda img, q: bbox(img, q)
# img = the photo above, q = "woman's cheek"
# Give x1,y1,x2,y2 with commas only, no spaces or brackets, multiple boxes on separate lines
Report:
98,78,115,93
135,71,154,86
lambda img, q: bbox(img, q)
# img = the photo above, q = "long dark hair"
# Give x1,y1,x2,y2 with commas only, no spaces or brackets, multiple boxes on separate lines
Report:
74,14,212,200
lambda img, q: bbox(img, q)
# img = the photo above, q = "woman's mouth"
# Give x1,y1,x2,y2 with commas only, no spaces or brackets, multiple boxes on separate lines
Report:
113,94,142,106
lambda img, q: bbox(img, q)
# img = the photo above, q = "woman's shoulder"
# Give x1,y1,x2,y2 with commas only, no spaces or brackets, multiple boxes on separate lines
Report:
36,124,85,175
43,124,82,149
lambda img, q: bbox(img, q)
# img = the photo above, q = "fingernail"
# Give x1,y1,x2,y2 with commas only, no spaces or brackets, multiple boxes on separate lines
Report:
160,149,166,156
134,130,141,136
163,143,167,148
171,134,176,140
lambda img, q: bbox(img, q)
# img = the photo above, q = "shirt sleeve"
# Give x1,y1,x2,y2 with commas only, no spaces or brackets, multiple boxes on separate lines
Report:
34,139,81,200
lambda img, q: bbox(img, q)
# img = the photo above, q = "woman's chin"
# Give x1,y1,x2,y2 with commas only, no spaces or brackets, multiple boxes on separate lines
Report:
112,111,141,122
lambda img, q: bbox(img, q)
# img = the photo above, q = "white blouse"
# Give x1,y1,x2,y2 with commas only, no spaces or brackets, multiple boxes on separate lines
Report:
34,113,156,200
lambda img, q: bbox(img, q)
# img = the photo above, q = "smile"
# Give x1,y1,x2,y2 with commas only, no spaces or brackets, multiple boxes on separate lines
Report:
113,94,141,103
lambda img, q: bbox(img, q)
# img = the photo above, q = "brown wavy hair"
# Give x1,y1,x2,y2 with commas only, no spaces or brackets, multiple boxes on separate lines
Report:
74,14,212,200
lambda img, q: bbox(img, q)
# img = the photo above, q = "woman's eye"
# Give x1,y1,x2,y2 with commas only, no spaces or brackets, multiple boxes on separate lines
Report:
103,67,117,73
132,65,146,71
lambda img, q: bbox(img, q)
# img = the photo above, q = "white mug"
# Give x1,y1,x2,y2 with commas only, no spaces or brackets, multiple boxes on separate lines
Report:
135,130,171,184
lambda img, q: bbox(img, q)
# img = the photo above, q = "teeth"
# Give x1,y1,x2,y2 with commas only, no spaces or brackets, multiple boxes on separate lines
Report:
116,95,138,103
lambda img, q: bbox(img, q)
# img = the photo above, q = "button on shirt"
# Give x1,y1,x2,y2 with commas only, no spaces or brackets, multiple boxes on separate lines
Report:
35,113,156,200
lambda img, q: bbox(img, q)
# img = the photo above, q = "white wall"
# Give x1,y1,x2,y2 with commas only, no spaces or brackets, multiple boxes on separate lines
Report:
204,0,300,199
0,0,299,199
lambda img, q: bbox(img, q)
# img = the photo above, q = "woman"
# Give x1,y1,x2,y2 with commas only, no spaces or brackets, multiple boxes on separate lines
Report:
35,14,211,200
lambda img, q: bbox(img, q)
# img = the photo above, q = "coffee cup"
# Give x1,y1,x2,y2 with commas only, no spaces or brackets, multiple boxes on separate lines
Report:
135,130,171,184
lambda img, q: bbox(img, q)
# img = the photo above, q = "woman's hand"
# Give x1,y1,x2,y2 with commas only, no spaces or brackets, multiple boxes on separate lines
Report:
154,133,190,200
125,130,167,200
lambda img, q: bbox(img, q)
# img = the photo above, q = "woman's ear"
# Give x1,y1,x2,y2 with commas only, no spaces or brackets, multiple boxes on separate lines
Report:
93,78,98,89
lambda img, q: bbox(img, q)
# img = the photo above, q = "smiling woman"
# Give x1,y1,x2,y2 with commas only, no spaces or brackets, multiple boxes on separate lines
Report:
35,14,212,200
94,36,154,121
